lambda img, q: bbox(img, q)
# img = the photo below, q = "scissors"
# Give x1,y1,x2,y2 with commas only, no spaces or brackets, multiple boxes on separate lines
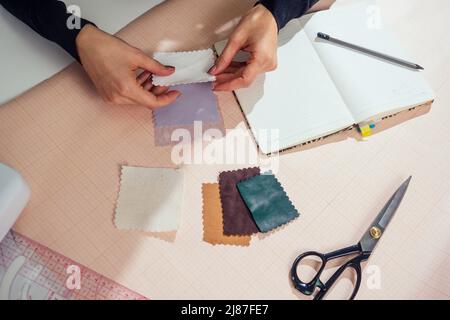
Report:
291,176,411,300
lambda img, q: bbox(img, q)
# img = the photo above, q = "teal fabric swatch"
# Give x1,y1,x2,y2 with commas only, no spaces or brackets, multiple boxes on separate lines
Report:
237,174,299,233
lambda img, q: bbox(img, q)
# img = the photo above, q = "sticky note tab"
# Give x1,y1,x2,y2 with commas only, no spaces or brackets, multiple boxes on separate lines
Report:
359,124,373,137
237,173,299,233
152,49,216,86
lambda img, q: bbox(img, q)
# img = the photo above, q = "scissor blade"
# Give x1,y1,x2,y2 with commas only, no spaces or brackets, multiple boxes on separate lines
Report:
359,176,412,253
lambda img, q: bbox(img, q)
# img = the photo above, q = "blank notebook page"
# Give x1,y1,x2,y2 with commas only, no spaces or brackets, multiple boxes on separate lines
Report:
303,1,435,123
222,21,354,154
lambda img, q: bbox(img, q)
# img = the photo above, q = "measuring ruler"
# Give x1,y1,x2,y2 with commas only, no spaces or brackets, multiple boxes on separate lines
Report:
0,231,147,300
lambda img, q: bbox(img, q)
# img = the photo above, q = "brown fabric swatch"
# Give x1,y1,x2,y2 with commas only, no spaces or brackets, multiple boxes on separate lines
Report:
219,167,260,236
202,184,251,246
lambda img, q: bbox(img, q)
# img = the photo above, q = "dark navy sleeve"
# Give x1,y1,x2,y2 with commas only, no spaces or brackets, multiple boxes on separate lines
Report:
0,0,95,62
258,0,320,30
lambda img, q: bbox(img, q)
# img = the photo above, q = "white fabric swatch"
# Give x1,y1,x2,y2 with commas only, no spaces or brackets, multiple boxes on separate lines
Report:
152,49,216,86
114,166,184,232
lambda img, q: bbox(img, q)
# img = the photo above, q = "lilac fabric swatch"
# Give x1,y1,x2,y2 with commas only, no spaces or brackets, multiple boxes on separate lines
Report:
153,82,220,127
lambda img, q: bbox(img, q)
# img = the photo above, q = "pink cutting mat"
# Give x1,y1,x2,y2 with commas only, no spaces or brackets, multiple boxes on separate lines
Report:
0,231,147,300
0,0,449,299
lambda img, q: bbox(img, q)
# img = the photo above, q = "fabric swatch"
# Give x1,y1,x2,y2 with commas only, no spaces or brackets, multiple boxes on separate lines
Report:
152,82,225,146
152,49,216,86
202,184,251,246
114,166,183,232
219,168,260,236
153,83,220,127
237,173,299,233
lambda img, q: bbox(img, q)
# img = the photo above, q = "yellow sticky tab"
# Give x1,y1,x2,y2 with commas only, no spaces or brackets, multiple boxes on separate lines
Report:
359,125,372,137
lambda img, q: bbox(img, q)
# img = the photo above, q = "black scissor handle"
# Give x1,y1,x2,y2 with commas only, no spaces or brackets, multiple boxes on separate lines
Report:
314,253,367,300
290,251,327,296
291,245,363,298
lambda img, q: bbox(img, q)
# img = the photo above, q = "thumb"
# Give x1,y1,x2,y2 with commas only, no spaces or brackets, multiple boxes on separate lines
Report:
210,36,244,75
137,52,175,76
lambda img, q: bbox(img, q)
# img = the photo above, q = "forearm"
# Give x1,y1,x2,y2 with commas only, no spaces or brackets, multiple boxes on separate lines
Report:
258,0,320,29
0,0,95,61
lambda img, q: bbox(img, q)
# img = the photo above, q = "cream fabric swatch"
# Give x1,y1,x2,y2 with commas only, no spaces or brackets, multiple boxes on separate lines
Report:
114,166,184,232
152,49,216,86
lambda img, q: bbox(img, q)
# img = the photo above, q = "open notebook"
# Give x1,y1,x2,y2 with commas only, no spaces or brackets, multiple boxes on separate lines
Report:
215,1,435,154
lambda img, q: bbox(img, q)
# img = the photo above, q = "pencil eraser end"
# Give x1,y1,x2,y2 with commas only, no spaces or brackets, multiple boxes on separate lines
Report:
317,32,329,40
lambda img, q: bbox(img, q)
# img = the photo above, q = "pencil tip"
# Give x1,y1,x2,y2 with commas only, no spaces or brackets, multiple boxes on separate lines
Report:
417,64,424,70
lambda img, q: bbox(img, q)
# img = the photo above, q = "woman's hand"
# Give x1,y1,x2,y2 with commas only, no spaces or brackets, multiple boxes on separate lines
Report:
210,4,278,91
76,24,180,109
